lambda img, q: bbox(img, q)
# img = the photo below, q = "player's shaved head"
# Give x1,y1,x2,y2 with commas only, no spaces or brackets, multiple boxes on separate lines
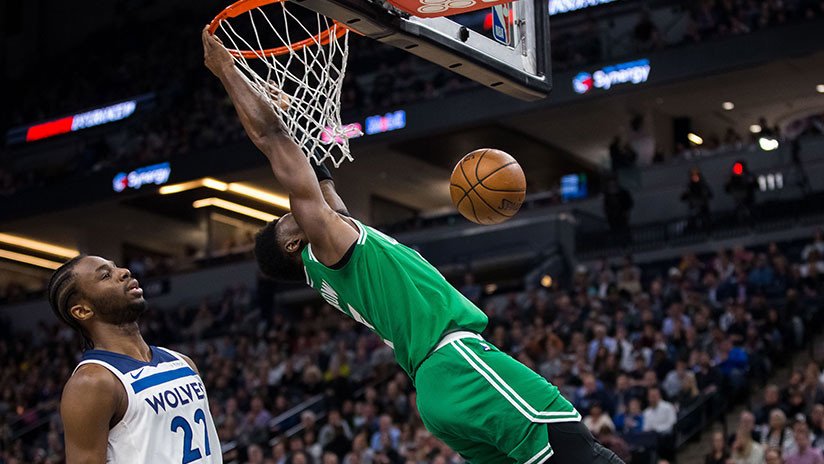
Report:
254,216,306,282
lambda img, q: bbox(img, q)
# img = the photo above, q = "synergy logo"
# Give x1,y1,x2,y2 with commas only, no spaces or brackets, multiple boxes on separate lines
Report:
573,59,651,94
113,162,171,192
572,72,595,94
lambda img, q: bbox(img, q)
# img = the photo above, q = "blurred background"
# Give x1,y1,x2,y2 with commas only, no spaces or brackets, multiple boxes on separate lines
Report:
2,0,824,462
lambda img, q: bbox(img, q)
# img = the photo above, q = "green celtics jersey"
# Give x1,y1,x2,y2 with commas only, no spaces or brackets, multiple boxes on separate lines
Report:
301,219,488,378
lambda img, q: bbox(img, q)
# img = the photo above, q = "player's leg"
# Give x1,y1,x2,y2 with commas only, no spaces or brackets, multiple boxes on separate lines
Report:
545,421,625,464
415,344,512,463
416,335,584,464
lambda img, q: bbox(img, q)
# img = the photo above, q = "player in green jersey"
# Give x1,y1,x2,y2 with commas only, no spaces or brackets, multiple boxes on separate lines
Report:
204,28,624,464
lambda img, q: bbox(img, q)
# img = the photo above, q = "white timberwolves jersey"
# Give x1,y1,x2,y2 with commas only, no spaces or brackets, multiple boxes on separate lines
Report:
74,346,222,464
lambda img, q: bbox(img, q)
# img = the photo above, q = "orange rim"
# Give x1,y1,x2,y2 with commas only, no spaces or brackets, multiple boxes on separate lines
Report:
208,0,348,58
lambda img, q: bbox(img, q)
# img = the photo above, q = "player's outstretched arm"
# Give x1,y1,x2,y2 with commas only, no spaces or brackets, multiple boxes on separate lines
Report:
61,365,124,464
202,27,356,263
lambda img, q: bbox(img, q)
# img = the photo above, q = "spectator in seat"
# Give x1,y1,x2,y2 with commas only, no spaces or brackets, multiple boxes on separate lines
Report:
759,409,796,457
370,414,401,452
319,409,353,459
583,402,615,434
675,372,701,409
588,323,618,362
643,386,677,434
810,404,824,449
240,396,274,445
344,432,374,464
750,253,776,292
786,421,824,464
662,359,692,399
614,397,644,433
756,384,788,425
802,229,824,262
766,447,784,464
705,430,730,464
695,351,723,393
729,411,760,444
716,338,750,392
680,167,713,231
730,423,766,464
245,444,264,464
644,386,677,460
575,373,614,416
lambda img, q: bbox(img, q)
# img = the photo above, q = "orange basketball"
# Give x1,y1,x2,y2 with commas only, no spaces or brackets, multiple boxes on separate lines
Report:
450,148,526,225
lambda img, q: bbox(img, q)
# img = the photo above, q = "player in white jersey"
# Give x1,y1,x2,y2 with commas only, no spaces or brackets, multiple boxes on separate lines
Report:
47,255,222,464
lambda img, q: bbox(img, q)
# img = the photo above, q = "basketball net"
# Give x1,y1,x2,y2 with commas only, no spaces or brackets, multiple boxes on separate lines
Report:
211,1,355,167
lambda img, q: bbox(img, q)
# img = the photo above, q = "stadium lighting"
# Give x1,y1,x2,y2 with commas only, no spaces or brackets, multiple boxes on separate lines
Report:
192,198,278,222
159,178,226,195
759,137,779,151
201,178,229,191
0,249,63,269
0,233,79,259
817,84,824,94
687,133,704,145
159,179,206,195
160,178,289,209
749,124,762,134
227,183,290,209
540,275,553,288
722,101,735,110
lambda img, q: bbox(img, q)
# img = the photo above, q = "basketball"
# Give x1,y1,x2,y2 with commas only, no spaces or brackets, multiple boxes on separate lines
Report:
450,148,526,225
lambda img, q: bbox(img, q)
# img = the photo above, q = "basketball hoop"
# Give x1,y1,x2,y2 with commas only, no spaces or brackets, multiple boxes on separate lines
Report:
209,0,357,167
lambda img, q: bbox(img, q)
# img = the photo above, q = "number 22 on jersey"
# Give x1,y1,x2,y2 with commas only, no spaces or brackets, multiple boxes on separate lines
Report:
171,408,212,464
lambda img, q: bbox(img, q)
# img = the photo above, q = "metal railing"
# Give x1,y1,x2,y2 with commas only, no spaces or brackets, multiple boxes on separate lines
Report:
573,190,824,258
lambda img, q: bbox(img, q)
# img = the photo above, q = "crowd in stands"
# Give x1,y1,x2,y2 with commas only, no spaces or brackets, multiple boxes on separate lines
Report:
3,229,824,463
553,0,824,72
712,363,824,463
4,0,824,196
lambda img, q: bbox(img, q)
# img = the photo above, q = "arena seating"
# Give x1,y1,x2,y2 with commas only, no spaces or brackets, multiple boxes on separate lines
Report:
3,231,824,463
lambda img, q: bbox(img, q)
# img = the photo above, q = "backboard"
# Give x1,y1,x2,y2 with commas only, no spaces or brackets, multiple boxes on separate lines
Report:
293,0,552,101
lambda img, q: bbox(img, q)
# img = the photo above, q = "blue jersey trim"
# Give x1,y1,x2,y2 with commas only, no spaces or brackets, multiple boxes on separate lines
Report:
131,366,197,393
81,346,178,374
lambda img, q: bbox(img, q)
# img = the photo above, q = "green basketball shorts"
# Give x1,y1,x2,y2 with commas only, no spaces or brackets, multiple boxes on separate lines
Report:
415,332,581,464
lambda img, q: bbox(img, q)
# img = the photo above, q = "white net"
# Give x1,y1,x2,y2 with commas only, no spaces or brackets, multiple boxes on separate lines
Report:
213,1,356,167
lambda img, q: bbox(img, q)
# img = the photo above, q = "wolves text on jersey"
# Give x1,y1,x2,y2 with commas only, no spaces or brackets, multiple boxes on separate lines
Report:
144,380,207,415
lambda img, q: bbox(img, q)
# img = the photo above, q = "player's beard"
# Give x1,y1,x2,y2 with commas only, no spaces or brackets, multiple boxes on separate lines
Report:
96,298,148,326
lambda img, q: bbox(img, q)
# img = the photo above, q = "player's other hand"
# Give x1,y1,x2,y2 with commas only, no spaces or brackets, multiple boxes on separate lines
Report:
202,25,235,76
265,80,291,111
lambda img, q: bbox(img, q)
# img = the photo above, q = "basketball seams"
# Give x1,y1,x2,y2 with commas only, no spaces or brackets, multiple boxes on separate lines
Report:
478,164,527,192
462,161,518,201
473,149,490,188
458,159,481,223
450,183,470,216
478,161,518,184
